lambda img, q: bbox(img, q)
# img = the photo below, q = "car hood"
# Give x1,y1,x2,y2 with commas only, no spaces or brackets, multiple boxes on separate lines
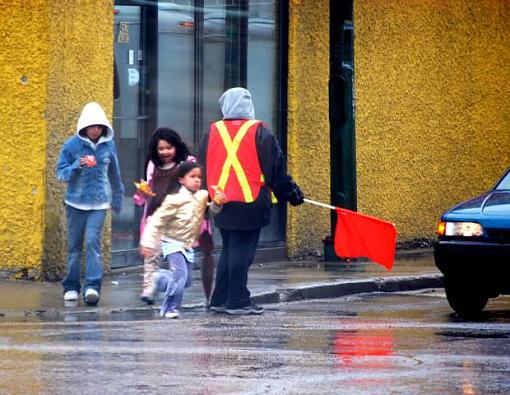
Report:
443,191,510,225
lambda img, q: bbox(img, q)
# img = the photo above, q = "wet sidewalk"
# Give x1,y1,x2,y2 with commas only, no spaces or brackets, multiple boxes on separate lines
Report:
0,250,442,318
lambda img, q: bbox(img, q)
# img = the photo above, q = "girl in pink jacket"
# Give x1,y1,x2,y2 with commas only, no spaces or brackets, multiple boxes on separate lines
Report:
134,128,191,303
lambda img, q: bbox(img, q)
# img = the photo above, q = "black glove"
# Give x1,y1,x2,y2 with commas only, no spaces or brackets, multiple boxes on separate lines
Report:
288,184,304,206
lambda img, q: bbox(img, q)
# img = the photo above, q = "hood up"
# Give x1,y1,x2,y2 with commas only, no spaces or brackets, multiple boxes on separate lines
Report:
219,87,255,120
76,102,114,141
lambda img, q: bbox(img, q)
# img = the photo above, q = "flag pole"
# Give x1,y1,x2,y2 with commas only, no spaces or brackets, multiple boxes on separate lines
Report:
303,198,336,210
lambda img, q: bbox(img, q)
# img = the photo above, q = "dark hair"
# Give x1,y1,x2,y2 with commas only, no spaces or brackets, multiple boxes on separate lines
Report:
78,125,108,139
144,127,191,175
166,161,202,194
146,160,200,216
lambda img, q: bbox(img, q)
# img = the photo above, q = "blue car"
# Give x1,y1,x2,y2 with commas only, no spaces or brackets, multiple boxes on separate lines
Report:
434,167,510,317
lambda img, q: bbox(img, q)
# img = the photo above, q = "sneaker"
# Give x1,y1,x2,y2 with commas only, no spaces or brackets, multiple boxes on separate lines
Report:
208,305,226,313
225,303,265,315
64,290,78,301
84,288,100,305
164,310,181,319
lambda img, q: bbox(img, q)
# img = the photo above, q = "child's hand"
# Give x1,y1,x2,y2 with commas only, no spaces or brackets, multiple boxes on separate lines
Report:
80,155,96,167
212,188,227,206
134,180,156,197
139,246,156,258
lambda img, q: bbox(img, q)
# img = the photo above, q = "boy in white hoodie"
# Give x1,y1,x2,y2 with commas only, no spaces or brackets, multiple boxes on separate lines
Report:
56,102,124,305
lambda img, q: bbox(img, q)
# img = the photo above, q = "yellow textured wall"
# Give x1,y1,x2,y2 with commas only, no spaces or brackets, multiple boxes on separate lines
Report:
354,0,510,241
0,1,48,277
44,1,114,279
287,0,330,257
0,1,114,279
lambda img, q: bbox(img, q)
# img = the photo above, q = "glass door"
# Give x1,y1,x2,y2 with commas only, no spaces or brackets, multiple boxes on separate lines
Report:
112,0,286,267
159,0,285,246
112,5,146,267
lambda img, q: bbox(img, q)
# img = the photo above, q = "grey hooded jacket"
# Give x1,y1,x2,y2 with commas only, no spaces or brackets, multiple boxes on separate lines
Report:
200,88,302,230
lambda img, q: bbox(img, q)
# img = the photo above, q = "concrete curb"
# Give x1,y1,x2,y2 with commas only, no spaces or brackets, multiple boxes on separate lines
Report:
251,273,444,304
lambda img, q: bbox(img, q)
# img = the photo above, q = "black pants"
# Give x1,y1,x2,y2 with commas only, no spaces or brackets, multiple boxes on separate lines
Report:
210,228,261,309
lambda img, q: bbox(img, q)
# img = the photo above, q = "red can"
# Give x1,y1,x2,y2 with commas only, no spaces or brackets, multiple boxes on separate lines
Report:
85,155,96,167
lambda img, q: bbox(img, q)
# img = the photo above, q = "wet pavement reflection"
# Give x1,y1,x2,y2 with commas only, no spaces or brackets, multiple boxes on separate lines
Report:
0,290,508,394
334,329,394,366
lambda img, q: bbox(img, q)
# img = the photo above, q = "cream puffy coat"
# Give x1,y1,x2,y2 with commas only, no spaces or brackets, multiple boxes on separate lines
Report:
140,187,219,250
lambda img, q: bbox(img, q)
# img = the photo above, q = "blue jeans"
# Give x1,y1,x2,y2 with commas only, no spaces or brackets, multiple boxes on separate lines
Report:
62,205,107,295
156,252,192,316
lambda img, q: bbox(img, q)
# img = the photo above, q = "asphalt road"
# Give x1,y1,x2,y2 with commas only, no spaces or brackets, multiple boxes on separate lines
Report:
0,290,508,394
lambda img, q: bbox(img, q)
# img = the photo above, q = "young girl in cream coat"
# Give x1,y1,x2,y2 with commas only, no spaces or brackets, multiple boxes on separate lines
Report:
139,161,225,318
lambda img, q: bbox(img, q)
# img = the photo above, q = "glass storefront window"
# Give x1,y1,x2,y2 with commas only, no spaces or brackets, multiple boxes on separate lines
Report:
112,0,284,267
112,5,144,265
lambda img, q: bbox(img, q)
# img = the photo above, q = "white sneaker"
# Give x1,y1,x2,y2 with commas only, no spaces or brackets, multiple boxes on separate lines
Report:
164,310,180,319
64,290,78,301
84,288,100,305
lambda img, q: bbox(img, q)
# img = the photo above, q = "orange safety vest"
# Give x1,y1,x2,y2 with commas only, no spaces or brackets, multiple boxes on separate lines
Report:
206,120,264,203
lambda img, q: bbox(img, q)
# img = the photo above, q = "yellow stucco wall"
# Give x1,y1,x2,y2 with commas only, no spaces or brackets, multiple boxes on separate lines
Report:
0,1,48,277
354,0,510,241
0,1,114,279
287,0,330,257
4,0,508,273
44,1,114,279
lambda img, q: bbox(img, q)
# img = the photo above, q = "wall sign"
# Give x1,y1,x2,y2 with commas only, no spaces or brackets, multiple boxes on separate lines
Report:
117,22,129,43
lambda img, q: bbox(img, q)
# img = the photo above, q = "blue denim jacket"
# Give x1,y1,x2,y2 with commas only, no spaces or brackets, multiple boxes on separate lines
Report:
56,135,124,213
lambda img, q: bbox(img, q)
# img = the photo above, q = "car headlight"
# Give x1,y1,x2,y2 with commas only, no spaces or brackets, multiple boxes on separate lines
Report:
436,221,484,237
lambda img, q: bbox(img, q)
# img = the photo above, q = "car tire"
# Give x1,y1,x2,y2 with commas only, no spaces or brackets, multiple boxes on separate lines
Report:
444,277,488,318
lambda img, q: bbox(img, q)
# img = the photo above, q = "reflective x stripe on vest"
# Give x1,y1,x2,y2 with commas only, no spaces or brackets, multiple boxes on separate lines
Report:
261,174,278,204
215,120,258,202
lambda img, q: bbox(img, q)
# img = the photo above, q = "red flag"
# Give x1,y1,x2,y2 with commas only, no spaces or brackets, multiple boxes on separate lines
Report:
334,208,397,271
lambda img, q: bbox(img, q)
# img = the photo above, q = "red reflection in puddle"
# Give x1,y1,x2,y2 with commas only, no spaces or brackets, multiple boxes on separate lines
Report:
334,330,394,368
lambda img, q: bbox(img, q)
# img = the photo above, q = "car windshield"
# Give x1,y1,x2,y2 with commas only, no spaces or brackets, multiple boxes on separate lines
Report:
495,169,510,190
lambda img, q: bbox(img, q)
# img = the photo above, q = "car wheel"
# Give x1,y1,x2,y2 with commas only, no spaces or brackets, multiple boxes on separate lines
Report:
444,277,488,317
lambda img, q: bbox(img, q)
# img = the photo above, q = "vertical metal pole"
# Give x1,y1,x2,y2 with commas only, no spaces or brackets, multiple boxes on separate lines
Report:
278,0,289,238
141,3,158,152
329,0,356,241
224,0,248,89
239,0,248,87
194,0,204,146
